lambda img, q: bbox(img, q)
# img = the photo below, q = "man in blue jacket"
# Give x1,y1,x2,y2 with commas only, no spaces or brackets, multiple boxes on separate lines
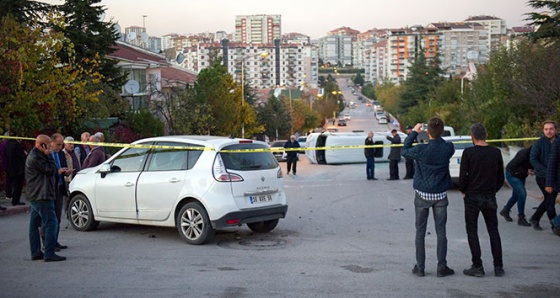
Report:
544,137,560,237
402,117,455,278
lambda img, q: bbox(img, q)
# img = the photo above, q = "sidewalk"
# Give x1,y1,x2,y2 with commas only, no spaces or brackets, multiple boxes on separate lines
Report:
0,195,29,217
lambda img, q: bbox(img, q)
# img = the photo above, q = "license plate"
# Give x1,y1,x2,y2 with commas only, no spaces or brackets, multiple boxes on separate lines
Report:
249,194,272,204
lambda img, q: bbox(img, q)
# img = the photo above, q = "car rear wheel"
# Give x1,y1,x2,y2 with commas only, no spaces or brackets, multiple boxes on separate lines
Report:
176,202,214,245
247,219,279,233
68,194,99,231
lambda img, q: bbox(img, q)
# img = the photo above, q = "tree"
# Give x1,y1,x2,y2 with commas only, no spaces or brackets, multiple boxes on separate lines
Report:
0,15,102,136
526,0,560,43
353,72,365,86
57,0,126,90
256,95,291,141
0,0,51,23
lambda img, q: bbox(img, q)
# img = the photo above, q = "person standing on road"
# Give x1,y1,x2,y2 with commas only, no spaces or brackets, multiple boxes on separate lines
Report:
402,117,455,278
459,123,505,277
4,133,27,206
284,135,300,175
386,129,401,180
364,131,377,180
403,126,416,180
545,137,560,237
82,135,106,169
529,120,558,231
26,135,66,262
48,133,72,251
74,132,90,165
499,146,533,226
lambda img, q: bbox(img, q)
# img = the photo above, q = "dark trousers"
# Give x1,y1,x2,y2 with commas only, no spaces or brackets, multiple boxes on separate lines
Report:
389,160,399,179
5,174,24,204
41,184,65,244
464,193,503,268
415,193,448,270
532,176,558,222
29,200,58,258
405,158,414,178
286,155,298,174
366,157,375,179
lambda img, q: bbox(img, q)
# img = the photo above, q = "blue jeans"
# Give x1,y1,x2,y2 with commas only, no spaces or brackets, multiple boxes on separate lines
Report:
464,193,502,268
366,157,375,179
552,215,560,227
414,193,448,270
504,171,527,216
29,200,58,258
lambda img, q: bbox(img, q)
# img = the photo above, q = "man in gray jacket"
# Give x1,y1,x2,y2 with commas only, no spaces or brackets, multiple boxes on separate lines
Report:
26,135,66,262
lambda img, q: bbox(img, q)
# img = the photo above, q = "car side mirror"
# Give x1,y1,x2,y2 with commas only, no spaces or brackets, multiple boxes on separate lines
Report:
99,163,111,178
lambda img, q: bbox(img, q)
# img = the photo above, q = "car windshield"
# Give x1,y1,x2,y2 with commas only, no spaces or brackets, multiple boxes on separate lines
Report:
220,143,279,170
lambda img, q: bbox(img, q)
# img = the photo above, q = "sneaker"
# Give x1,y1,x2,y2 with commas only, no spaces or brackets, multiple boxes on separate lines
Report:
494,267,505,277
518,215,531,227
499,208,513,222
412,265,425,277
437,266,455,277
463,266,485,277
530,218,543,231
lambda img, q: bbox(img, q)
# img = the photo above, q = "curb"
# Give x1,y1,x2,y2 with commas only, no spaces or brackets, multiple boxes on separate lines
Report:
0,205,30,217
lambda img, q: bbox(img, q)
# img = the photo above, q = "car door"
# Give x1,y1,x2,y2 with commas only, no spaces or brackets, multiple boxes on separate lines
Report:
95,146,150,219
135,142,199,221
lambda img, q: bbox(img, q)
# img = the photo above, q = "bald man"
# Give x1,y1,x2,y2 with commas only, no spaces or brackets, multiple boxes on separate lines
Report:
25,135,66,262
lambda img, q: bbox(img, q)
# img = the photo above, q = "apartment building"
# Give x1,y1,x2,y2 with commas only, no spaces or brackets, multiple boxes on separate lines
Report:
124,26,149,48
464,15,507,52
318,35,353,66
234,14,281,44
365,40,387,84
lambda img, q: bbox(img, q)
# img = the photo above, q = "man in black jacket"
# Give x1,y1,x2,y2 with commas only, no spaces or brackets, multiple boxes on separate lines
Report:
5,135,27,206
386,129,401,180
499,146,533,226
364,131,377,180
26,135,66,262
459,123,505,277
48,133,72,251
284,135,300,175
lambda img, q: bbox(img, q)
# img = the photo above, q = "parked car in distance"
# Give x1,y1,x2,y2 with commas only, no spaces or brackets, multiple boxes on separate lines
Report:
297,136,307,153
443,135,473,183
344,114,351,120
375,111,385,120
378,116,388,124
366,102,372,107
270,140,288,162
338,119,347,126
67,136,288,245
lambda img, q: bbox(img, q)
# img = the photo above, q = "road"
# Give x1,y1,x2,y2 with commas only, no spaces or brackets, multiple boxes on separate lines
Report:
1,84,559,297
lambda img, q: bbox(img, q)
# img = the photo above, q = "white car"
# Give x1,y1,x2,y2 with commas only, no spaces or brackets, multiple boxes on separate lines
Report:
344,114,351,120
443,136,473,183
378,116,388,124
68,136,288,245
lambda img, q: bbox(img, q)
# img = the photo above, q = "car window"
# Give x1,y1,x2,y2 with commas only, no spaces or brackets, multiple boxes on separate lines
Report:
111,147,150,172
448,140,473,150
147,142,189,171
220,143,278,170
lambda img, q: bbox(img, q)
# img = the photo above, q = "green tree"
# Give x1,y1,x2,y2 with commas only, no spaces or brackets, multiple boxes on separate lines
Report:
0,0,51,23
361,83,376,100
0,15,102,136
256,95,291,140
124,109,164,138
526,0,560,43
353,72,365,86
57,0,126,90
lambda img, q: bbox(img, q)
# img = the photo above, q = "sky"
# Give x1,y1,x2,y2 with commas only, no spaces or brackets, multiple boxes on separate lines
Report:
41,0,538,39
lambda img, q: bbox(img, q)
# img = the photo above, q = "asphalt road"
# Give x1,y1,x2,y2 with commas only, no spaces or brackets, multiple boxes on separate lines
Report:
1,83,559,297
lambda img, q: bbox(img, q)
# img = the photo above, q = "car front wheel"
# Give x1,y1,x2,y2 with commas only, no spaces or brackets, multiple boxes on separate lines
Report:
176,202,214,245
247,219,279,233
68,194,99,231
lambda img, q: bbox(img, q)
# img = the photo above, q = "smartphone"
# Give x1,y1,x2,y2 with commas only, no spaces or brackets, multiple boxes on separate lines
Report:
41,143,47,150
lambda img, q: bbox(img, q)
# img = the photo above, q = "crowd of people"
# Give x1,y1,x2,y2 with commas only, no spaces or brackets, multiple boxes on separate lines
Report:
0,131,107,261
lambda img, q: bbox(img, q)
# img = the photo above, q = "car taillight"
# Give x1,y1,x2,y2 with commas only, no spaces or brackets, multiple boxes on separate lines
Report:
277,168,283,178
213,154,244,182
238,140,253,144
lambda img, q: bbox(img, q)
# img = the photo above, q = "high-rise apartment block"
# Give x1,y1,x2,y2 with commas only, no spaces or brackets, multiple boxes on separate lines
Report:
235,14,281,44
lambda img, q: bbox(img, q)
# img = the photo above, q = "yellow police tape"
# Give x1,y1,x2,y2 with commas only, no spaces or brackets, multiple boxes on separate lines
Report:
0,135,539,153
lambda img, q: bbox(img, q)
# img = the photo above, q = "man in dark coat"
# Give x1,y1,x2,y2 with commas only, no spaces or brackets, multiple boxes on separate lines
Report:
386,129,401,180
48,133,72,251
5,136,27,205
284,135,301,175
364,131,377,180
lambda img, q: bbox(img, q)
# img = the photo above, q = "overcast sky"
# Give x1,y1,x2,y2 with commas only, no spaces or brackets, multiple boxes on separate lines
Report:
42,0,537,39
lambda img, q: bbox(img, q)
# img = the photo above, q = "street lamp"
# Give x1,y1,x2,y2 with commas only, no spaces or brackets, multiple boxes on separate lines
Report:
240,51,269,138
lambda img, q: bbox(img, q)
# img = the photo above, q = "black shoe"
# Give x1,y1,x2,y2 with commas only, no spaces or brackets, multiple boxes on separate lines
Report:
387,178,398,181
56,243,68,250
412,265,425,277
499,208,513,222
44,254,66,262
463,266,485,277
403,176,413,180
11,202,25,206
494,267,505,277
553,226,560,237
0,205,6,211
437,266,455,277
518,215,531,227
31,253,44,261
530,218,543,231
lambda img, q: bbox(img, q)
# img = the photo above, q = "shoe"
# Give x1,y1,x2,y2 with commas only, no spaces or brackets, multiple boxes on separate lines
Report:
31,253,44,261
463,266,485,277
403,176,413,180
494,267,505,277
0,206,6,211
293,173,296,175
12,202,25,206
56,243,68,250
387,178,398,181
518,215,531,227
530,218,543,231
412,265,425,277
499,208,513,222
371,178,378,180
44,254,66,262
553,226,560,237
437,266,455,277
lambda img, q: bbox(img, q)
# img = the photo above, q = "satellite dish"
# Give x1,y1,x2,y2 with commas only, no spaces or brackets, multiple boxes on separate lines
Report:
124,79,140,94
176,53,185,64
127,32,137,42
273,88,282,98
140,32,149,43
